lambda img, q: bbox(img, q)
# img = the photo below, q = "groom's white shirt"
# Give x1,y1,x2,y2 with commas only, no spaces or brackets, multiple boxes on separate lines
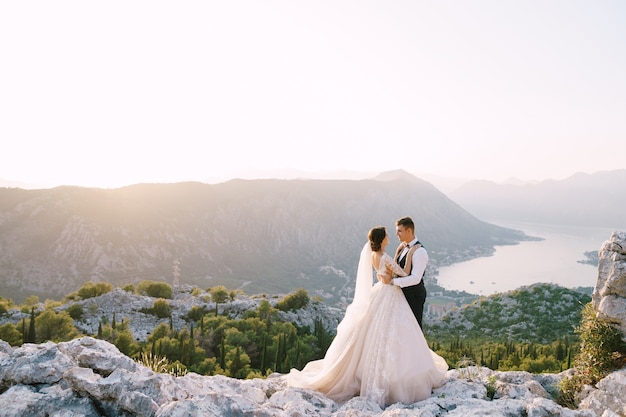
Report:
392,238,428,288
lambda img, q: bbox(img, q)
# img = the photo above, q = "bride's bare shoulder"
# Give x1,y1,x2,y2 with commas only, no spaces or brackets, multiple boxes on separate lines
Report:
371,251,385,269
380,252,393,262
376,252,394,267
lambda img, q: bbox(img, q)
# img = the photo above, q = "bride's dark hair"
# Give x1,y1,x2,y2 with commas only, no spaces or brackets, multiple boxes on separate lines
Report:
368,226,386,251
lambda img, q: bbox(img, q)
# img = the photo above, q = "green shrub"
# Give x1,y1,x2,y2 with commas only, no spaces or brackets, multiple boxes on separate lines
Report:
63,292,79,302
115,330,139,356
77,281,114,299
67,303,84,320
137,281,172,299
151,299,172,318
187,305,207,322
209,286,229,304
24,295,39,306
35,309,81,343
275,289,310,312
0,323,21,346
558,303,626,408
485,375,498,400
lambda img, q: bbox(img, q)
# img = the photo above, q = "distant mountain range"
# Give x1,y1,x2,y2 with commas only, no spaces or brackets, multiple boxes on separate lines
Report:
448,170,626,229
0,171,526,304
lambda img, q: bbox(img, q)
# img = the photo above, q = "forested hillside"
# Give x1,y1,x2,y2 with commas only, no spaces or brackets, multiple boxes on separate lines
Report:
0,281,591,378
428,283,591,343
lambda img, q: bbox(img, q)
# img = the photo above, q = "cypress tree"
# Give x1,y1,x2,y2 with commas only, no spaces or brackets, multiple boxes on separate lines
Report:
566,347,572,369
274,334,283,372
181,339,188,365
280,332,288,372
295,339,301,368
27,307,36,343
229,346,242,378
555,339,565,361
261,334,267,373
220,337,226,370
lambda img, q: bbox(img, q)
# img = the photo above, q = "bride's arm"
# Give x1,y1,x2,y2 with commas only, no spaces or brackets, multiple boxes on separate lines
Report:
392,247,428,288
376,257,408,284
391,263,407,277
382,245,420,278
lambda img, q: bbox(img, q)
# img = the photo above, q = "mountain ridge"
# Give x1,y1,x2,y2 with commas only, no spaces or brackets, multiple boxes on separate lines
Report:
0,173,527,304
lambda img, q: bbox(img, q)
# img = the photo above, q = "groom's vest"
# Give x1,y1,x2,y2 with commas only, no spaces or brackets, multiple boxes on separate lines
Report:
397,242,425,281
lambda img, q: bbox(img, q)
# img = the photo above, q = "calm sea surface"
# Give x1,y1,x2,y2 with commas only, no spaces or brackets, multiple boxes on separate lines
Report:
435,221,622,296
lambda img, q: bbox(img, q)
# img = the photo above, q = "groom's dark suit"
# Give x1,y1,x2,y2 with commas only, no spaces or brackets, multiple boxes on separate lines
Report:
396,242,427,328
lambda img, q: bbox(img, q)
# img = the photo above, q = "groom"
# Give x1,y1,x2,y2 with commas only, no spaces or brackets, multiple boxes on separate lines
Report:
390,216,428,328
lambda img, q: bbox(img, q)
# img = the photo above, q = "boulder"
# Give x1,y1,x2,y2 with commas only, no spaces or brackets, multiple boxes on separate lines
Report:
592,231,626,339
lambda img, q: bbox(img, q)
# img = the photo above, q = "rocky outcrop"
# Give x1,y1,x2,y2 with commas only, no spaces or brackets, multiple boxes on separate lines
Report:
579,368,626,417
0,336,610,417
592,230,626,340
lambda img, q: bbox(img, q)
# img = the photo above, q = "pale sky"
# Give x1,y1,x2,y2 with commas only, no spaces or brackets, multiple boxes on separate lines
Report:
1,1,625,189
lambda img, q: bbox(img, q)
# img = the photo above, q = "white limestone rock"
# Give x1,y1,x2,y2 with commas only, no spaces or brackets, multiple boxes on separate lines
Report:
579,368,626,417
1,337,604,416
592,231,626,338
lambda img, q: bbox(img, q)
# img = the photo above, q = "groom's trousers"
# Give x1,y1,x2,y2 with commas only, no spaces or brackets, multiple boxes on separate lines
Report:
402,280,426,328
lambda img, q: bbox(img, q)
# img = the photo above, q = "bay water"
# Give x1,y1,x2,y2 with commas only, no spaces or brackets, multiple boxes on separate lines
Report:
435,221,621,296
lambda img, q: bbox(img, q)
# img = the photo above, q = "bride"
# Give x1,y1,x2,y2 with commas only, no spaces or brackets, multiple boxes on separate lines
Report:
287,226,448,406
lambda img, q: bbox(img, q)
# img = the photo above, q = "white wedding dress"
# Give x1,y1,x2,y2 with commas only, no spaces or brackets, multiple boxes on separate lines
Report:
287,243,448,407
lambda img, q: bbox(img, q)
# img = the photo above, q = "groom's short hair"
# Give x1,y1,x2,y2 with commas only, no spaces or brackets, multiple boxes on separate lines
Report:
396,216,414,231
